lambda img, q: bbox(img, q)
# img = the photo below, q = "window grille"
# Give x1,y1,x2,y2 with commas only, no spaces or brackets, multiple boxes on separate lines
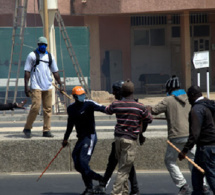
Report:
190,13,208,24
171,14,180,25
131,15,167,26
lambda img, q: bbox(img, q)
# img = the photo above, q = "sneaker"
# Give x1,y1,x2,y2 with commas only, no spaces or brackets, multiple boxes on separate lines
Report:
43,131,54,138
23,129,32,138
100,178,111,189
178,184,192,195
93,178,108,194
93,185,106,194
202,185,210,195
81,188,94,195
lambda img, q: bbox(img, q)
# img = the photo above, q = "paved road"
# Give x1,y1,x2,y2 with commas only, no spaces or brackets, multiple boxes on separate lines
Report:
0,172,202,195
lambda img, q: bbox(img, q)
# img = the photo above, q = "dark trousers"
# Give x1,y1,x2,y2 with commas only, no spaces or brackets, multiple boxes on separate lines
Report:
72,134,102,189
103,142,139,193
192,146,215,194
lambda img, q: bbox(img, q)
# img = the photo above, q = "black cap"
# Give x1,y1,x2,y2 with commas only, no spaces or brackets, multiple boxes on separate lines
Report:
112,80,124,91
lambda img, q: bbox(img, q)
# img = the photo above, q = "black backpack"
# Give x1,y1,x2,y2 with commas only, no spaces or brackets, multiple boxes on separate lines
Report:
33,50,52,72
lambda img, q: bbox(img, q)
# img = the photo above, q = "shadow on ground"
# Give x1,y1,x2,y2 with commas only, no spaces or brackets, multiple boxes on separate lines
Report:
41,193,79,195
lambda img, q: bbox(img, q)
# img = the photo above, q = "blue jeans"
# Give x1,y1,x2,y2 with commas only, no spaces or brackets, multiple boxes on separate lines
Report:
72,134,102,189
192,146,215,194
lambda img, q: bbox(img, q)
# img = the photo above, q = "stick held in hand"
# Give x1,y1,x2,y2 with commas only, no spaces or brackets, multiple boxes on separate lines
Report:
52,83,72,100
167,140,205,174
37,146,64,182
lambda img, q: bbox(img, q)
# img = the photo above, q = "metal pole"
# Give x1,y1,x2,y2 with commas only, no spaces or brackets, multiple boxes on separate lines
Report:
207,69,210,98
43,0,49,51
197,71,200,87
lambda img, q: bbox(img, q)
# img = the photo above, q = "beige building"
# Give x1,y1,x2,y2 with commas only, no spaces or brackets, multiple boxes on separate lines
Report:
1,0,215,93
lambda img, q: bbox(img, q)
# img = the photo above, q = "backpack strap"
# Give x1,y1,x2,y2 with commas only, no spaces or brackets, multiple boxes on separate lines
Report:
33,50,40,72
47,52,52,68
33,50,52,72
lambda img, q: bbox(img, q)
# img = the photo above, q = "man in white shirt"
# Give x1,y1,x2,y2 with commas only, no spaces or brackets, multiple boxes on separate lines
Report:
23,36,63,138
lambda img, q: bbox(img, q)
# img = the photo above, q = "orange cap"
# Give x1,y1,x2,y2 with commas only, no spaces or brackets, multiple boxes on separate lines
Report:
72,86,85,95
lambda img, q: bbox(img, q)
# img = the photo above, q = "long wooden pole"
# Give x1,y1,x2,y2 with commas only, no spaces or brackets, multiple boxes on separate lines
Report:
43,0,49,51
52,83,72,100
167,140,205,174
37,146,63,182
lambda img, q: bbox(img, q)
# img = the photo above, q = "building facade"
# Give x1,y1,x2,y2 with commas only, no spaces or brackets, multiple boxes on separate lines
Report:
1,0,215,93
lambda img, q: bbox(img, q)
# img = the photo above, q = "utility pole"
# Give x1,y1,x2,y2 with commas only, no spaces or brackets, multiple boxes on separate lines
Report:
39,0,58,113
43,0,49,51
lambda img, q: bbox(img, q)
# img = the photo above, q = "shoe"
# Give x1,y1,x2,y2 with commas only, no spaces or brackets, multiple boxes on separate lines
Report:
202,185,210,195
99,178,111,188
130,184,139,195
81,188,94,195
178,184,192,195
93,177,108,194
43,131,54,138
23,129,32,138
93,185,106,194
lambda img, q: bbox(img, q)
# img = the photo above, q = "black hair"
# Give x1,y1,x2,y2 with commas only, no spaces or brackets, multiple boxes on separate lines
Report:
121,79,134,97
112,80,124,100
187,85,202,97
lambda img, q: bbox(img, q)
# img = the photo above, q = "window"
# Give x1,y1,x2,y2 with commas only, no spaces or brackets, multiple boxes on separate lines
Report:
194,25,209,37
134,28,165,46
134,30,149,45
150,29,165,46
131,15,167,26
172,26,180,38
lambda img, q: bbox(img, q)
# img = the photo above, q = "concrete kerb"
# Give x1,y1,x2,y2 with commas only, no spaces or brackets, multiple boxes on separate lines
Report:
0,130,190,173
0,94,189,173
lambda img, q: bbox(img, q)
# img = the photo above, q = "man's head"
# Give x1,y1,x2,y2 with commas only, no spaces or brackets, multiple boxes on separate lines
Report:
112,80,124,100
37,36,48,53
187,85,202,105
121,79,134,98
165,75,180,95
72,86,86,102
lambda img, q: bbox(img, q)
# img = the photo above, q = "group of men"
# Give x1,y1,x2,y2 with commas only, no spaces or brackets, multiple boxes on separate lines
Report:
60,75,215,195
8,36,215,195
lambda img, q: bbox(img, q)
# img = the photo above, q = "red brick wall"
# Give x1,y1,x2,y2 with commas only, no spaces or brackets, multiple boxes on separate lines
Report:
2,0,215,16
27,0,71,14
0,14,13,26
0,0,15,14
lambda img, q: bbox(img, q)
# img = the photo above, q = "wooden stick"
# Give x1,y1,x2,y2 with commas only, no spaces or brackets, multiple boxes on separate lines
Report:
167,140,205,174
37,146,64,182
52,83,72,100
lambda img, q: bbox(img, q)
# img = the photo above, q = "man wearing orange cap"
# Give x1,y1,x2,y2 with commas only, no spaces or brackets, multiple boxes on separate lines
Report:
62,86,106,195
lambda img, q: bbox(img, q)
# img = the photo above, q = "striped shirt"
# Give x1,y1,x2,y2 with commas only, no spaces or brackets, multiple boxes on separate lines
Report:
105,99,152,140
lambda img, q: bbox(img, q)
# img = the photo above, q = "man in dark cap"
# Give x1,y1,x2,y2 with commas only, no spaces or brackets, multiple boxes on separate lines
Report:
148,75,196,195
179,85,215,194
105,79,152,195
